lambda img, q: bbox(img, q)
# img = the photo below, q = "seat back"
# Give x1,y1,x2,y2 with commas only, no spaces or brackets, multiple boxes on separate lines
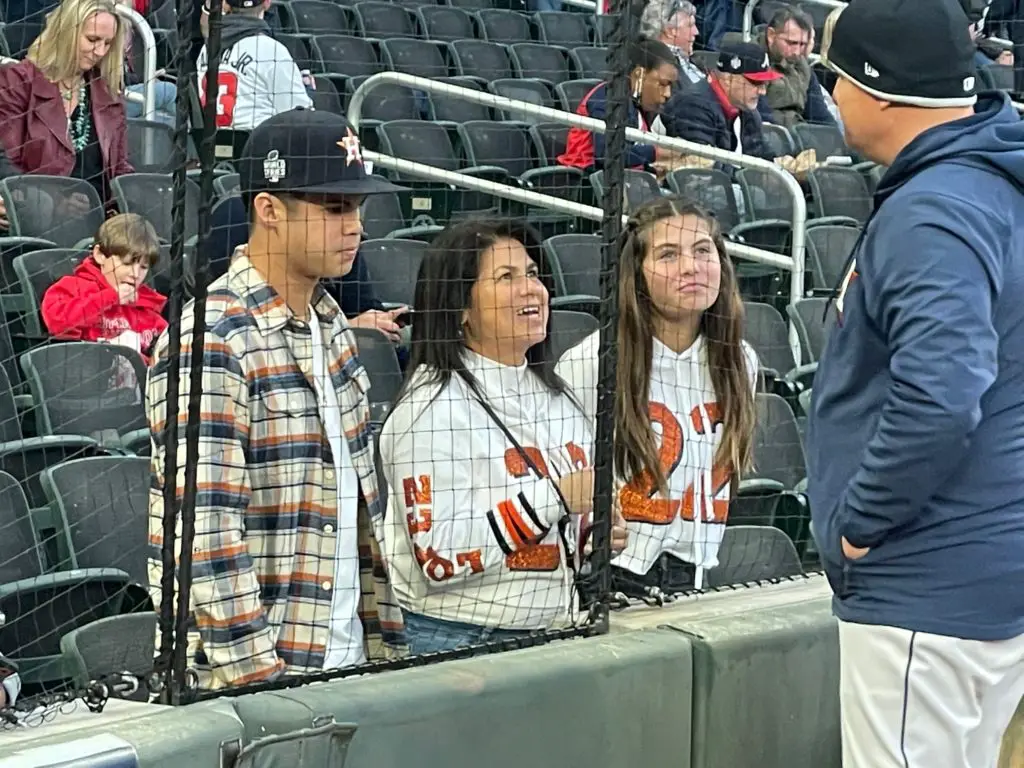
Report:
476,8,532,43
788,297,835,363
489,78,553,124
349,328,403,421
510,42,571,84
349,75,422,122
751,393,806,488
1,176,105,248
529,122,569,165
354,1,415,37
290,0,351,34
13,247,83,336
742,300,796,375
20,342,149,439
735,167,794,222
806,223,862,290
111,174,201,244
361,193,406,240
451,39,514,81
59,612,157,695
377,120,460,174
314,34,382,78
459,120,534,177
276,33,317,72
554,78,601,111
42,455,151,582
791,123,848,159
380,38,450,79
125,119,179,173
760,124,795,157
543,233,600,296
428,77,491,122
0,470,43,583
666,168,741,231
361,238,428,307
549,310,598,360
535,11,591,47
808,167,873,224
705,525,803,587
416,5,474,41
569,46,606,79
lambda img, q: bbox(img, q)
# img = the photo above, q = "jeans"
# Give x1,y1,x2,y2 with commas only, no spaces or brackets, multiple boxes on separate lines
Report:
126,81,177,126
403,611,535,655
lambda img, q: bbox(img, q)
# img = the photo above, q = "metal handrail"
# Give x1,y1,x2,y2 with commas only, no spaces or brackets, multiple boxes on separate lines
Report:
348,72,808,363
114,3,157,121
742,0,844,40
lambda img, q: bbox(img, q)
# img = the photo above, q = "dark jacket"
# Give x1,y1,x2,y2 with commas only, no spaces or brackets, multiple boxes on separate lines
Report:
807,93,1024,642
0,59,133,182
204,194,384,316
557,82,655,171
756,67,836,127
662,77,772,163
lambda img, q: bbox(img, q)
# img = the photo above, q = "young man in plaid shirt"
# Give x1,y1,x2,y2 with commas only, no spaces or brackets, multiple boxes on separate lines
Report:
147,109,409,691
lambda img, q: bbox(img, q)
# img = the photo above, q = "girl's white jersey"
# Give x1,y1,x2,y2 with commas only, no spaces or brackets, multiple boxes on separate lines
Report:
378,350,592,630
556,332,759,581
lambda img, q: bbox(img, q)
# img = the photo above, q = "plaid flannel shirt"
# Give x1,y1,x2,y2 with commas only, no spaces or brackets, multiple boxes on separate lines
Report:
147,254,406,691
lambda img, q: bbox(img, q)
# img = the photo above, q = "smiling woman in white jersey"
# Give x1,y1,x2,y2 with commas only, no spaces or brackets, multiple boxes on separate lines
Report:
378,218,597,654
558,197,758,598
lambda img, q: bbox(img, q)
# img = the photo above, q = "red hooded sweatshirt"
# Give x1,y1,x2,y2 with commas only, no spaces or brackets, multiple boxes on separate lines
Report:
41,257,168,359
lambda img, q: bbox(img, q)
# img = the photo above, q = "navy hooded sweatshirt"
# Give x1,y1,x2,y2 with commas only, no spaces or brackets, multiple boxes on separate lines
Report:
807,92,1024,642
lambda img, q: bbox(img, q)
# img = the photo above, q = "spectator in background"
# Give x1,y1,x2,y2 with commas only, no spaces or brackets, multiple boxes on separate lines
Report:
41,213,166,361
0,0,133,208
196,0,312,132
378,218,596,654
758,6,836,127
118,0,176,126
640,0,705,88
978,36,1014,64
147,110,409,690
558,38,683,171
558,197,757,596
809,1,1024,765
662,41,780,164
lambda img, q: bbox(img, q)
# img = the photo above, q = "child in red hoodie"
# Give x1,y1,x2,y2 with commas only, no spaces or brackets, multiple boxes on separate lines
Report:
41,213,167,361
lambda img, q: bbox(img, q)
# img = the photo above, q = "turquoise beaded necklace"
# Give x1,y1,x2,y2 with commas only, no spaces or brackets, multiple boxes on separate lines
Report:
62,81,90,152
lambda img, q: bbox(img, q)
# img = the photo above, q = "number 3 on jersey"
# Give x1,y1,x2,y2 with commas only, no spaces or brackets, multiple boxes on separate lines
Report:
199,72,239,129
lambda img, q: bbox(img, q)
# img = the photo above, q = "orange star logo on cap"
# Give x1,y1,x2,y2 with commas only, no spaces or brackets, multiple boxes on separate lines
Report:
338,128,363,168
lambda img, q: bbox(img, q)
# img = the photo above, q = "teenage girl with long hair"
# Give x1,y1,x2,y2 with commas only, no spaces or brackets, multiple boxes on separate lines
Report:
558,196,758,596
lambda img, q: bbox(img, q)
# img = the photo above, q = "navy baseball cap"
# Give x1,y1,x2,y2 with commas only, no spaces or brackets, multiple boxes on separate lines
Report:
237,108,408,197
716,41,782,82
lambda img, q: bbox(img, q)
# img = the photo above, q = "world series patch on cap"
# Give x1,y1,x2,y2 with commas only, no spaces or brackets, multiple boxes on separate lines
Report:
716,41,782,82
236,108,409,197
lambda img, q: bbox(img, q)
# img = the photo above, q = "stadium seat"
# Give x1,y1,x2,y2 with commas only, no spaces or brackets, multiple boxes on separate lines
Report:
313,34,384,80
760,123,796,157
125,119,178,174
276,33,319,73
534,11,591,47
488,78,554,123
348,75,423,123
13,247,83,337
349,328,403,423
706,525,803,587
807,167,873,225
509,42,572,85
60,612,157,700
788,297,836,364
742,300,816,392
805,223,862,292
41,455,151,585
354,1,416,38
20,343,149,449
212,173,241,199
289,0,351,34
542,233,601,297
310,74,344,113
1,176,104,249
111,174,201,246
146,243,194,301
416,5,475,41
2,18,42,56
447,0,494,11
666,168,741,231
791,123,849,160
380,37,451,78
529,122,569,165
548,309,598,359
592,13,618,44
361,193,407,240
475,9,532,44
0,236,58,316
982,63,1014,91
735,166,796,224
555,78,601,111
427,77,492,122
360,238,428,308
451,39,515,82
569,46,607,80
590,169,662,213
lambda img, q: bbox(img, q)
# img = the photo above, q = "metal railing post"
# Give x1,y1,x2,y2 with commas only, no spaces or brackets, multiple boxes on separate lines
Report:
348,73,807,363
115,4,158,122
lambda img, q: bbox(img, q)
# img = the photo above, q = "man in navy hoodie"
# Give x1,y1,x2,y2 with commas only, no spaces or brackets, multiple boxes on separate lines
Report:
807,0,1024,766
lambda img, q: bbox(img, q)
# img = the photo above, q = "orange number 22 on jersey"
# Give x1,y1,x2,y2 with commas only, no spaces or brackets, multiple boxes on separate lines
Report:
619,402,730,525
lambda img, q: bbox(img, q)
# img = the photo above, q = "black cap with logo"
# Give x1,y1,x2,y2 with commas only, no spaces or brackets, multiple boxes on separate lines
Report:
820,0,977,107
236,108,409,197
716,41,783,82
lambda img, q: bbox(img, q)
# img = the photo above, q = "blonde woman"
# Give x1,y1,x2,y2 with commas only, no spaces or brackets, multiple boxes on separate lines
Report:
558,196,758,597
0,0,133,208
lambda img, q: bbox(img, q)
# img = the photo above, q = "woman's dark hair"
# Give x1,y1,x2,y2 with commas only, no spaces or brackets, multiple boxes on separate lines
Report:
393,217,574,409
629,36,678,70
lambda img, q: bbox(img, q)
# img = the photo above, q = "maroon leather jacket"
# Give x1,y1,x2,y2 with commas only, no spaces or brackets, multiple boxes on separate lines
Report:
0,59,133,180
